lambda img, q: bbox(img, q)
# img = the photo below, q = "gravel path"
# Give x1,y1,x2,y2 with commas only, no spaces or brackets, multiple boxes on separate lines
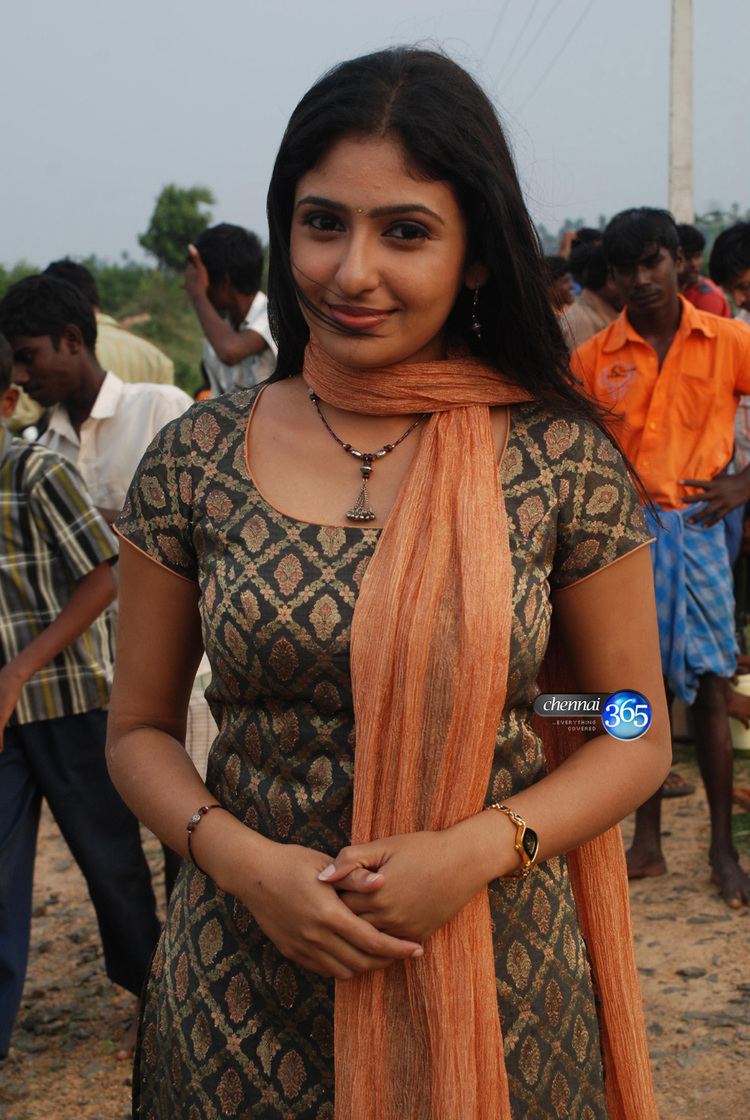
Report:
1,752,748,1119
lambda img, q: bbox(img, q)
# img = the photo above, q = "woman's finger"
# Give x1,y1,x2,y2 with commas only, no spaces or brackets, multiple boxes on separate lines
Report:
330,901,422,960
318,842,383,883
338,890,372,915
331,867,384,893
299,937,398,980
325,933,403,977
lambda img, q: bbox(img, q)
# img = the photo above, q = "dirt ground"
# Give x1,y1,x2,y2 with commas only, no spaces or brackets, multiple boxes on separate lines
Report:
1,750,749,1120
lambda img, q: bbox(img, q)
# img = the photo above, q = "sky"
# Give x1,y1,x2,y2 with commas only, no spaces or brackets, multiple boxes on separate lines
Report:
2,0,748,267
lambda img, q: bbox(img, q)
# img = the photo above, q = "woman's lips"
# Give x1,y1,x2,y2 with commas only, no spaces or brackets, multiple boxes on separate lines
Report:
326,303,394,331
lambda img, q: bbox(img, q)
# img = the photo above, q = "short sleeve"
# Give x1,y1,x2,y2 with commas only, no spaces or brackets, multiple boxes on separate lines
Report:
29,455,118,581
115,411,198,582
550,418,651,591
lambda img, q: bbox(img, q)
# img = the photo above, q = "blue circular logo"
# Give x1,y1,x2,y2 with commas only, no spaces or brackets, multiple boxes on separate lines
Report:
602,690,652,741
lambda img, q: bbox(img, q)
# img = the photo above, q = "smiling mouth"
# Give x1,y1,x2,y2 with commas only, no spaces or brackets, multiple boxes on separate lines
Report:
325,303,395,331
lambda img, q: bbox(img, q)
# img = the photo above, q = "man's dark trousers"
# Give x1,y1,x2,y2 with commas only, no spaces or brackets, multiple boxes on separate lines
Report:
0,709,160,1057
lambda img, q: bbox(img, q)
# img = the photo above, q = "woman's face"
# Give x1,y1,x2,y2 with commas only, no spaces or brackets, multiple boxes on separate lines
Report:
290,134,483,368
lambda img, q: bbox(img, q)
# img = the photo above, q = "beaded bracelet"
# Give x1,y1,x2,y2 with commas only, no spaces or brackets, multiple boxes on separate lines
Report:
186,803,222,873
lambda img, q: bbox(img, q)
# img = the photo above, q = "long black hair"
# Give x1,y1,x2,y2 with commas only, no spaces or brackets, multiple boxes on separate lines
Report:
266,48,605,426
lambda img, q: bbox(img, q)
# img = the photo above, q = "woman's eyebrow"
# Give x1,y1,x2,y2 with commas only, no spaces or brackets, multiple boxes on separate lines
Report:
294,195,445,225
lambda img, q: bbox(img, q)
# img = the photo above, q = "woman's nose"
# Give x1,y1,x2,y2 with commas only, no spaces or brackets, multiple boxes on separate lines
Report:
335,232,379,296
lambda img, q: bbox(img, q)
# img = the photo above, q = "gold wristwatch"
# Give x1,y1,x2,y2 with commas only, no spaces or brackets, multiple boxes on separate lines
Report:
489,803,539,879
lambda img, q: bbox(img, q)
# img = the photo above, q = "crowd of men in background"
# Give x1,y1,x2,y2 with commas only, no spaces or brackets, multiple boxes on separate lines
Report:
1,211,750,1062
556,212,750,909
0,224,277,1062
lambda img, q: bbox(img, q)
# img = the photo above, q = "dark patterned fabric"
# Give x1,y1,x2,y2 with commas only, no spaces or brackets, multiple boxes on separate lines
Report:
117,389,650,1119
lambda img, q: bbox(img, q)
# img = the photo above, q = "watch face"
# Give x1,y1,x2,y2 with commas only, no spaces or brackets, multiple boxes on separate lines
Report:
522,827,539,862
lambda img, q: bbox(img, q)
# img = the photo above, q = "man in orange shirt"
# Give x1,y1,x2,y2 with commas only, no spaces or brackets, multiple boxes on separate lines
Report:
573,208,750,908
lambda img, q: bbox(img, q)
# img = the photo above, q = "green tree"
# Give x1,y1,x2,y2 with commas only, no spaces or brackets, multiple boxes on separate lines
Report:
0,260,38,299
695,203,750,256
81,254,152,314
138,184,215,272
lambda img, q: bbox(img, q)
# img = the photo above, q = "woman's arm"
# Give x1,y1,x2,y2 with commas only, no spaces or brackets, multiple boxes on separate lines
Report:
460,543,671,872
324,546,671,938
106,540,423,976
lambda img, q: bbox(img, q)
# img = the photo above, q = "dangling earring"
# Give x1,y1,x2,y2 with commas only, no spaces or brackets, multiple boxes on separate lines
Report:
471,287,482,341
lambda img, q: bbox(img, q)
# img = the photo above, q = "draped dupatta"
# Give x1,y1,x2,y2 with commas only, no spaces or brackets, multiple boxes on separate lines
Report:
303,339,658,1120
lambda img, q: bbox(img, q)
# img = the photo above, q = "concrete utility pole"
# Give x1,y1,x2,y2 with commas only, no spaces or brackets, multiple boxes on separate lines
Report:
668,0,694,222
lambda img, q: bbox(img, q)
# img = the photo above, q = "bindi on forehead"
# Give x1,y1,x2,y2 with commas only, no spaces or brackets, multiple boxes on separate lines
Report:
294,194,446,225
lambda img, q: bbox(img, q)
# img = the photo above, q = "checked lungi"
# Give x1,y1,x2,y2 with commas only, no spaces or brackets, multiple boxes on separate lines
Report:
644,507,738,704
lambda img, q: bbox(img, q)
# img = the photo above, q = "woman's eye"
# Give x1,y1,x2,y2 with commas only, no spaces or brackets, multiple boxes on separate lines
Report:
386,222,429,241
305,212,344,232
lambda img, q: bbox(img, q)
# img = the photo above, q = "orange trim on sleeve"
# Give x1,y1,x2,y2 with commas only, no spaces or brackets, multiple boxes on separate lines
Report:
553,537,654,593
113,528,198,585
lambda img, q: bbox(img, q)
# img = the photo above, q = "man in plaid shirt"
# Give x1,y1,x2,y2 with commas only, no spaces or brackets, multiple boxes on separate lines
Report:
0,334,159,1062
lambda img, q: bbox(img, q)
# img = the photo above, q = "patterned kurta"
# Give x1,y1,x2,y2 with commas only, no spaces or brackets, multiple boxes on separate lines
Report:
117,388,650,1120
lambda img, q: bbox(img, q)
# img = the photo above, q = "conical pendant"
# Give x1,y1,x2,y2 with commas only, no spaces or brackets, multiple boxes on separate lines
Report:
346,462,376,522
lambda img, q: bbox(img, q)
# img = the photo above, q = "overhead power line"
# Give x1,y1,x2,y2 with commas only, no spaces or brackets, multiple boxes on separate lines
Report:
502,0,561,92
481,0,513,63
518,0,597,112
496,0,543,81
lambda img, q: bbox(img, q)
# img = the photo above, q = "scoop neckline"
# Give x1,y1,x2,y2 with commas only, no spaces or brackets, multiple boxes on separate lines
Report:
243,382,384,532
242,381,513,532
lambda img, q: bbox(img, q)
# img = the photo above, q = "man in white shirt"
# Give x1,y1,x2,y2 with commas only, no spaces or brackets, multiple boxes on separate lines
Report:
0,274,191,523
41,372,190,521
184,222,276,395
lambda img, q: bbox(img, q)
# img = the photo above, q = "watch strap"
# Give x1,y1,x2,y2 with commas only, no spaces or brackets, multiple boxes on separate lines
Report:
489,802,539,879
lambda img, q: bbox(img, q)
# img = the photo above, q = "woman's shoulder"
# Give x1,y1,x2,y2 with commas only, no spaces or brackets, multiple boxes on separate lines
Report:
504,403,649,589
507,401,623,475
187,384,263,429
157,385,264,461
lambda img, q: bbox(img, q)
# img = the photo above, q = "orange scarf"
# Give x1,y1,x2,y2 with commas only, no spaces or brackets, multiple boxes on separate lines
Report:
303,340,657,1120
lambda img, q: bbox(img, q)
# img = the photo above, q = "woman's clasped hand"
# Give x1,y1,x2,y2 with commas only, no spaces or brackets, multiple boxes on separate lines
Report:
233,837,423,981
319,828,490,942
236,825,491,978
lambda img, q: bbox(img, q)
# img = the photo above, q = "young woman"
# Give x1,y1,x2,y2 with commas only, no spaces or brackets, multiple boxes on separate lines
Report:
107,48,670,1119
